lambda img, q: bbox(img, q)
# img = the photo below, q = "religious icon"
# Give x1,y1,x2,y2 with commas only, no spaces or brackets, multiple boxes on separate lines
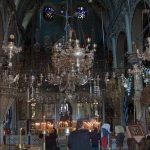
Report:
128,124,144,136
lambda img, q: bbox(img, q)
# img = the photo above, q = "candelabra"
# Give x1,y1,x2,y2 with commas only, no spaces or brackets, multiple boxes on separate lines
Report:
2,34,22,67
121,73,133,96
127,37,150,87
17,128,26,150
0,35,21,145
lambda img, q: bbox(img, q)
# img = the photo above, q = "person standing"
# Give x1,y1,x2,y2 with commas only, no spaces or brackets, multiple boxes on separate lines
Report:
67,120,92,150
90,127,100,150
101,123,111,150
46,127,58,150
115,125,125,150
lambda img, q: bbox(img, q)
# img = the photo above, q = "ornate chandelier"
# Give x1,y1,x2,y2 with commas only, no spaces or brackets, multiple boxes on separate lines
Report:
39,1,97,93
2,34,22,67
121,37,150,96
47,29,96,93
0,35,21,145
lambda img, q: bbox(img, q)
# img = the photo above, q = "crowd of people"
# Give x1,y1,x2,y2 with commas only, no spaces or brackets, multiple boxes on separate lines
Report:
42,120,125,150
67,121,125,150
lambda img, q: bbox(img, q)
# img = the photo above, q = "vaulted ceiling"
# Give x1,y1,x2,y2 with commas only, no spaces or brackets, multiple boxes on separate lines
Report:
12,0,111,45
4,0,126,41
14,0,116,31
9,0,120,70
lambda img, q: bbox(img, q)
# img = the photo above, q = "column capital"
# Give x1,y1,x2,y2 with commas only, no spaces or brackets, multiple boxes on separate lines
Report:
121,8,128,16
110,33,117,39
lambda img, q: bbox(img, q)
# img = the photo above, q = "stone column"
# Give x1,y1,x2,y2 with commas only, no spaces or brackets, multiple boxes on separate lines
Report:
14,0,21,10
3,13,11,45
124,12,132,54
71,101,76,121
0,121,3,145
102,89,106,123
76,103,80,120
12,101,17,133
120,95,124,125
132,64,143,121
111,36,117,68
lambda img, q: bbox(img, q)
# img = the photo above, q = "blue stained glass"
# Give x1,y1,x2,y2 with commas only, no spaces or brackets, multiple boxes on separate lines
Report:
43,6,55,21
75,6,88,20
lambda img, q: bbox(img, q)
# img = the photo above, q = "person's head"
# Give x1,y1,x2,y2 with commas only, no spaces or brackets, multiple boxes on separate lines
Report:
53,127,57,133
93,127,98,131
50,127,56,134
76,120,83,130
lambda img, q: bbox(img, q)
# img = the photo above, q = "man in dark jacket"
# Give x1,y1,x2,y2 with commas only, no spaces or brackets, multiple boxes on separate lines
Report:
67,120,92,150
46,127,58,150
90,127,100,150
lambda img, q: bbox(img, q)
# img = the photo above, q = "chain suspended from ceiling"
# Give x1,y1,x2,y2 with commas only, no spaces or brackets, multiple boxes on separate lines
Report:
20,1,97,95
47,4,96,96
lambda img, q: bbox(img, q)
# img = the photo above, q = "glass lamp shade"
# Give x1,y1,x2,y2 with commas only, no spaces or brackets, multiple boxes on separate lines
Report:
75,6,88,20
43,6,55,22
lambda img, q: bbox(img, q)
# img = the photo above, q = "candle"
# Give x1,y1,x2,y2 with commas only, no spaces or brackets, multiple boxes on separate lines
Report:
20,128,22,146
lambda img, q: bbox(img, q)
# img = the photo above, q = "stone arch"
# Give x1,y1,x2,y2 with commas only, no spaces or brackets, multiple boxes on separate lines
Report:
116,31,127,68
130,0,150,21
131,1,149,51
107,13,126,51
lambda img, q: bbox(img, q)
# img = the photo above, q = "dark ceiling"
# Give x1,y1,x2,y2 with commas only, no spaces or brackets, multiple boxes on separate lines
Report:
16,0,110,45
0,0,118,47
4,0,117,72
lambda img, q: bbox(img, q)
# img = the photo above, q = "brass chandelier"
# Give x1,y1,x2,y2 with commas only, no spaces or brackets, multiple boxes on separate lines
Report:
47,28,96,93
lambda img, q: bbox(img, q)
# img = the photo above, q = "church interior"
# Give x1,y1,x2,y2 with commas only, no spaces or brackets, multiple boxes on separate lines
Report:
0,0,150,149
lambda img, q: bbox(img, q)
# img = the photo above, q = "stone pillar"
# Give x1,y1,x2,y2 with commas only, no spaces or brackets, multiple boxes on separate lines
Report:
54,103,57,127
71,101,76,121
102,89,106,123
14,0,21,10
134,92,142,121
12,101,17,133
55,103,59,128
120,96,124,125
3,14,10,45
0,121,3,145
111,36,117,68
75,103,80,120
124,12,132,54
141,105,147,133
132,64,143,121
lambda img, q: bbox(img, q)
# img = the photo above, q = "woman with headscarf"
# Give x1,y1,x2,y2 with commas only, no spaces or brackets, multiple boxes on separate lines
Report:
115,125,125,150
